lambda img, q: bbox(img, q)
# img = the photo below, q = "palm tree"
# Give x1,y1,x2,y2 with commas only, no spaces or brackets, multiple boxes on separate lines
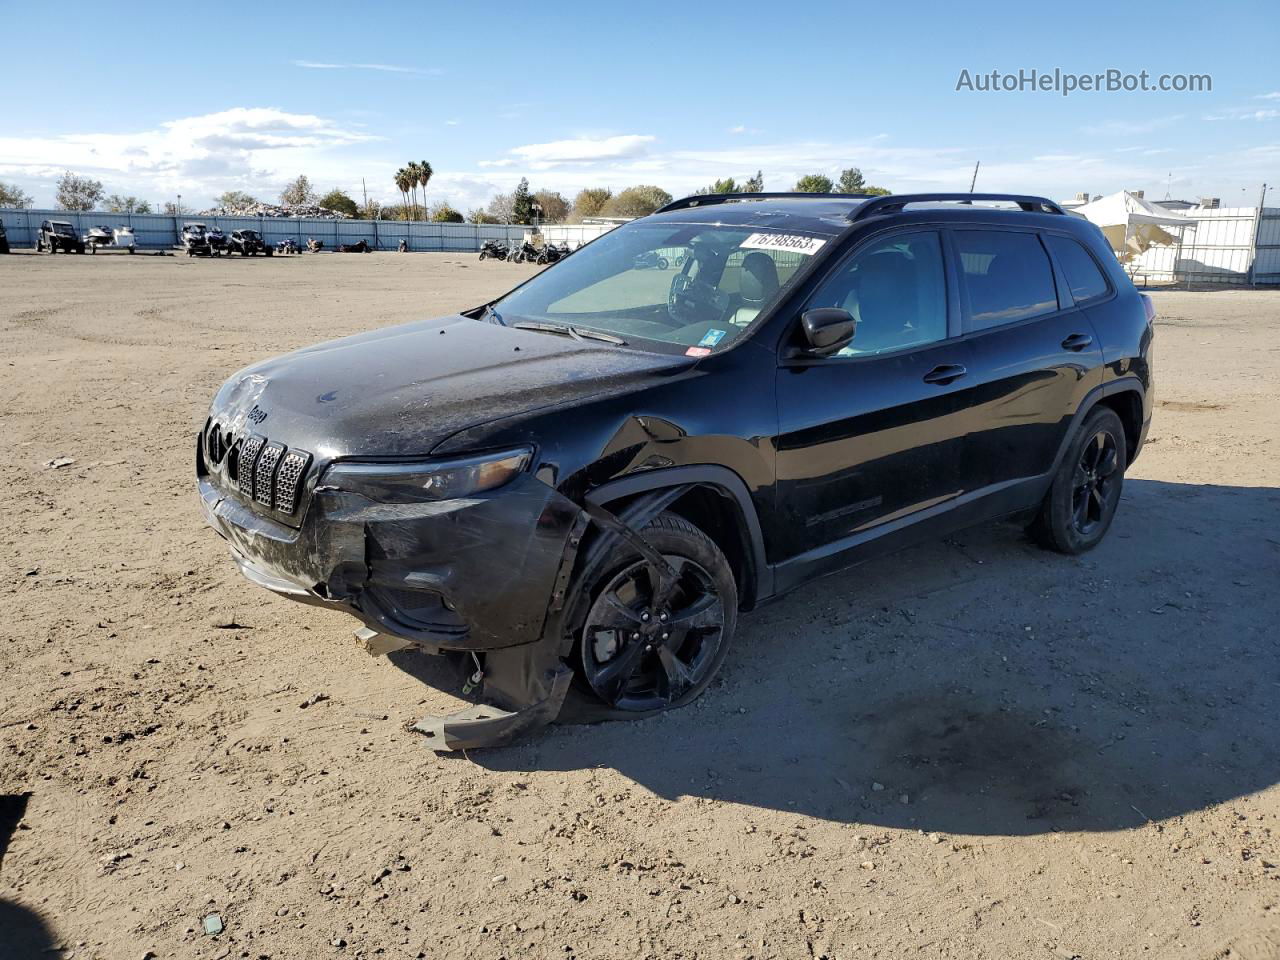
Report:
406,161,422,220
394,167,412,220
417,161,433,219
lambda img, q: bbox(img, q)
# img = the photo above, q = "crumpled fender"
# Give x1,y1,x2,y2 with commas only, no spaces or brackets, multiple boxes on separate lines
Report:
405,485,693,751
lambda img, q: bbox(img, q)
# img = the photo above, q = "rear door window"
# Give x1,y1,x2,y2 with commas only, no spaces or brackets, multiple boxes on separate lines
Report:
954,230,1059,331
1044,234,1110,304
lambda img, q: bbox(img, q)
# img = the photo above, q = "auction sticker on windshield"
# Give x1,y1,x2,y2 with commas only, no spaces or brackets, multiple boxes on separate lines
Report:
741,233,826,255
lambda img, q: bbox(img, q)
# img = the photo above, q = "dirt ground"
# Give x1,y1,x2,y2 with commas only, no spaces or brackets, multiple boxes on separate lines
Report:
1,249,1279,960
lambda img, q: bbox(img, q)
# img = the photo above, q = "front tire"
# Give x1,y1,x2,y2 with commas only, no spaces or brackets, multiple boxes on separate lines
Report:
1029,406,1127,554
575,513,737,713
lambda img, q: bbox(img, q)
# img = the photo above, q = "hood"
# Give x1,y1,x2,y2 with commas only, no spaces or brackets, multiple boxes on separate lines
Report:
208,315,691,461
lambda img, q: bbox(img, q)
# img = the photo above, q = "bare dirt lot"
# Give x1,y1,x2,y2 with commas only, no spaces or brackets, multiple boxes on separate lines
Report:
2,250,1279,960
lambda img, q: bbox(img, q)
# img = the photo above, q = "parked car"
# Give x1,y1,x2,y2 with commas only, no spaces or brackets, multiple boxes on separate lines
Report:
0,220,9,254
180,223,213,257
36,220,85,254
84,225,113,254
197,191,1154,751
227,229,272,257
207,226,229,257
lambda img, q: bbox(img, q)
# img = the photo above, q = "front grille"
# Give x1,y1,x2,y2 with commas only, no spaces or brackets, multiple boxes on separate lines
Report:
253,443,284,506
206,422,313,518
274,450,311,514
236,436,265,497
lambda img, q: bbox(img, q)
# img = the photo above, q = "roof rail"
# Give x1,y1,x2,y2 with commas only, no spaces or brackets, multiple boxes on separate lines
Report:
849,192,1066,221
655,192,873,214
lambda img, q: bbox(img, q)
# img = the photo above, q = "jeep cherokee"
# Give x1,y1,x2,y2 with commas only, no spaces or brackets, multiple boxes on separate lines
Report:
197,192,1154,749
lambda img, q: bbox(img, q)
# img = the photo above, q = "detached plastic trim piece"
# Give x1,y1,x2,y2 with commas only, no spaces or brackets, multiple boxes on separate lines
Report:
411,665,573,752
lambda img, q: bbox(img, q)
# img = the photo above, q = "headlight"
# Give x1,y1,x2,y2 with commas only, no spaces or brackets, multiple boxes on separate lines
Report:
323,447,532,503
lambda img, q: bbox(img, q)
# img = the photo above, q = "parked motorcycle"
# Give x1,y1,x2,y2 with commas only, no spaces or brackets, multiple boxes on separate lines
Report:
276,237,301,255
307,237,324,253
633,249,670,270
511,241,541,264
478,238,509,261
536,241,571,265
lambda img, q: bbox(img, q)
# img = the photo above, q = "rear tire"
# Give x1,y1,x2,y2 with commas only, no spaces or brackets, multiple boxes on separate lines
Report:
1029,406,1127,554
574,512,737,714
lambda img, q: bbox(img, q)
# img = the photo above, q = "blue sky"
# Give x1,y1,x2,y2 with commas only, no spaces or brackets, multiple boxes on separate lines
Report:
2,0,1277,211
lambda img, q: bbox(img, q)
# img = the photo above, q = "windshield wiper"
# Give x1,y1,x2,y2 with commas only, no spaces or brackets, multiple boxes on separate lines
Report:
511,321,627,346
480,303,503,325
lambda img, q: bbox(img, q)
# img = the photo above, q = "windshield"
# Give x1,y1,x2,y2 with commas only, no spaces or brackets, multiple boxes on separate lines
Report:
52,222,74,235
242,230,259,240
492,221,828,354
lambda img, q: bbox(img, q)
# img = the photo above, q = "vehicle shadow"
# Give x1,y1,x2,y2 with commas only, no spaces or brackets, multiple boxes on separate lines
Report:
466,478,1280,835
0,793,56,960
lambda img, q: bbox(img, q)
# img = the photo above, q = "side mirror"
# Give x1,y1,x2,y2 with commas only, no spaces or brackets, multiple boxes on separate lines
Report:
798,308,855,357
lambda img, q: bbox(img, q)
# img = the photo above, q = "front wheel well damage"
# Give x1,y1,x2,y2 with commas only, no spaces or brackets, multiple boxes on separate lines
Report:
587,482,756,611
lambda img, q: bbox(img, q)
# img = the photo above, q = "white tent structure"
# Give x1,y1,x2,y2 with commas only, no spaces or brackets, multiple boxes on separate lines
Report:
1074,191,1190,264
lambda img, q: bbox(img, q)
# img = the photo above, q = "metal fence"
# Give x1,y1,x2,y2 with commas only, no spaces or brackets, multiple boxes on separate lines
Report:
0,208,533,252
1130,206,1280,285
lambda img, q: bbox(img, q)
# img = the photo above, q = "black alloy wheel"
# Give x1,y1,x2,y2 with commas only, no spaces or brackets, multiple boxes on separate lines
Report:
1072,429,1121,536
578,514,736,712
1029,406,1127,554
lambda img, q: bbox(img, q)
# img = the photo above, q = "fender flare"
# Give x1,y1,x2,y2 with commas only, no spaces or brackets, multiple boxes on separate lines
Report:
1048,376,1147,477
583,465,772,606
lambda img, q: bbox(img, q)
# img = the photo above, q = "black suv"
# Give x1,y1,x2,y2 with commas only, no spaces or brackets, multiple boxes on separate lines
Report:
36,220,85,254
198,192,1154,749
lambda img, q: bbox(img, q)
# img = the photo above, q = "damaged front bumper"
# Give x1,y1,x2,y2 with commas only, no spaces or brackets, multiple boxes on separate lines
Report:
199,471,587,749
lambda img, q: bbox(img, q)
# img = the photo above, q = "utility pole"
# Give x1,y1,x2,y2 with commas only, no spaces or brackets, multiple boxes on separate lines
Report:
969,161,980,193
362,178,369,214
1248,182,1269,286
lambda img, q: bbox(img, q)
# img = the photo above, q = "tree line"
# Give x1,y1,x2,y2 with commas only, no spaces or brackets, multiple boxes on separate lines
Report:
0,164,890,222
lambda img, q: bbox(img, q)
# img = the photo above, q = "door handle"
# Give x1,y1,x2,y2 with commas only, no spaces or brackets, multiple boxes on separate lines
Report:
1061,333,1094,351
923,364,967,385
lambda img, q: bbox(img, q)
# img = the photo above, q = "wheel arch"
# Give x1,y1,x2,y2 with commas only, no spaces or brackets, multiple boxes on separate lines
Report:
1094,387,1144,463
583,466,771,609
1049,377,1147,477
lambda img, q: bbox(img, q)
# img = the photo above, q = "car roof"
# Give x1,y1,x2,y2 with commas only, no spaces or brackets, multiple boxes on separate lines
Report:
644,197,866,236
641,192,1076,238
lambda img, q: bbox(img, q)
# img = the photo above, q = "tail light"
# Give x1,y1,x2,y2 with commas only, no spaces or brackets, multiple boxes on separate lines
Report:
1140,293,1156,323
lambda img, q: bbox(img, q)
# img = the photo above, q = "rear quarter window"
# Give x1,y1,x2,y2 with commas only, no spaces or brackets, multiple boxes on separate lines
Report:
1044,234,1110,304
955,230,1059,331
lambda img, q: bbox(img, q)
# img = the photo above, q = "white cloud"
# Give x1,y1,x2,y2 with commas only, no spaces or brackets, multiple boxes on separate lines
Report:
1080,115,1185,136
503,134,656,167
1241,109,1279,121
444,119,460,126
292,60,440,75
0,107,381,207
1255,91,1280,100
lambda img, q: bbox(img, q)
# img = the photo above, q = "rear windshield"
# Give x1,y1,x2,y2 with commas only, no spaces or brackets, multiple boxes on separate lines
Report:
493,221,827,354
